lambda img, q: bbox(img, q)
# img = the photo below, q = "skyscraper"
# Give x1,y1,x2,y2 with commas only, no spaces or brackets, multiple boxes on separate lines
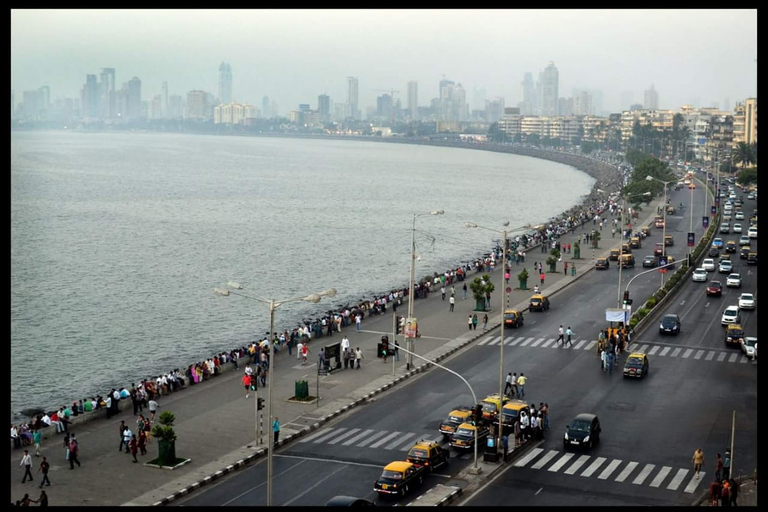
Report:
519,72,536,115
317,94,330,122
219,62,232,104
407,81,418,120
80,74,100,119
644,85,659,110
347,76,359,120
540,62,559,117
161,81,169,118
100,68,116,118
126,77,142,119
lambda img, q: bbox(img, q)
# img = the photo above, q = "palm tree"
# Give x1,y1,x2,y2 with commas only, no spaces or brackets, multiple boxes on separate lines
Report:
733,142,753,172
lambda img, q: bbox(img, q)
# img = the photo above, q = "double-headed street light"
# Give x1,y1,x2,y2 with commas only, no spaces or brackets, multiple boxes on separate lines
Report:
616,191,652,308
646,175,675,286
214,283,337,507
407,210,444,371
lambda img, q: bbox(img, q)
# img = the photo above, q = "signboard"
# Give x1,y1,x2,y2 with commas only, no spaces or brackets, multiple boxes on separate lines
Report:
506,287,512,294
405,317,418,339
715,196,720,205
658,255,668,273
711,205,718,216
317,367,328,376
687,232,695,247
605,308,630,323
702,216,709,228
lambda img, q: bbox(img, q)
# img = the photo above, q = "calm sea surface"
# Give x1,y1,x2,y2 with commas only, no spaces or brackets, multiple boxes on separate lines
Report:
10,131,594,418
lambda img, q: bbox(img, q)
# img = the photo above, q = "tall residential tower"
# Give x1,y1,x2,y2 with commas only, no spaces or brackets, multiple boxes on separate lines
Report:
540,62,559,117
219,62,233,104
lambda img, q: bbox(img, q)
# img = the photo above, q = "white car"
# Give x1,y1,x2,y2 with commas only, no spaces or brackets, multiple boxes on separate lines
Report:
726,273,742,288
733,223,743,233
738,293,756,309
721,305,741,325
741,337,757,360
740,236,751,246
719,260,733,273
702,258,716,271
692,268,708,282
748,226,757,239
735,211,745,220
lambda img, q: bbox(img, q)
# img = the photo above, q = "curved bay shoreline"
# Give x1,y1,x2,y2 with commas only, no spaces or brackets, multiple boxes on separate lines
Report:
12,135,624,421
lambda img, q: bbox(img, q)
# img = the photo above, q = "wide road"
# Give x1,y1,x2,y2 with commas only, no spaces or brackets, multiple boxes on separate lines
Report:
173,184,757,507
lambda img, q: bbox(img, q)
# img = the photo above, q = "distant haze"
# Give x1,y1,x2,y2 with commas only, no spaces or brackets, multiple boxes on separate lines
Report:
11,9,757,114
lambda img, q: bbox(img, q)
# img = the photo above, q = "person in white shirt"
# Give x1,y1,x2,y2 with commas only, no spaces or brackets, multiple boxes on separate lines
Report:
40,414,51,427
341,335,350,367
122,427,133,453
11,425,21,449
148,399,158,421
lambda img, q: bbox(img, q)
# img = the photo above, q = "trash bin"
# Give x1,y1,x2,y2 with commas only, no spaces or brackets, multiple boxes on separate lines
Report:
484,436,499,462
295,380,308,399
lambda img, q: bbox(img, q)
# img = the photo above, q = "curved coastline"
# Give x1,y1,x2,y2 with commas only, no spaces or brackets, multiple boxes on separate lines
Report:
11,136,624,422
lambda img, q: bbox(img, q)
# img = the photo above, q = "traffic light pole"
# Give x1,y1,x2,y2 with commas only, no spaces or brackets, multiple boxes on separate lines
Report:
255,386,262,445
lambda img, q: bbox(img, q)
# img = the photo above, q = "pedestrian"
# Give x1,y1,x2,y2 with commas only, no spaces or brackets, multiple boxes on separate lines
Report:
520,411,529,440
564,262,568,275
504,372,513,396
723,450,731,480
441,285,446,300
709,480,722,507
341,335,350,367
540,272,545,286
122,426,133,454
129,436,138,463
20,449,34,483
355,314,362,332
472,314,478,330
449,295,455,312
462,283,468,300
598,330,606,355
565,326,573,346
63,433,70,462
607,350,615,374
32,429,42,457
318,347,326,370
450,285,455,297
530,413,539,440
242,373,252,398
571,263,576,276
600,349,607,371
728,478,738,506
301,343,309,365
541,403,550,430
504,270,510,284
502,434,509,460
517,373,527,398
557,325,564,345
148,398,158,422
720,479,732,507
692,448,705,478
394,339,400,361
20,494,33,507
68,434,80,469
37,456,51,487
33,490,48,507
467,315,473,331
716,453,724,482
355,347,364,369
296,340,304,360
138,430,147,455
272,417,280,446
482,314,488,330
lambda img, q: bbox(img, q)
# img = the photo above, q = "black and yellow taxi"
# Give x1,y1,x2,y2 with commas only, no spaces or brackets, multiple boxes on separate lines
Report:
654,216,665,228
740,246,751,259
629,236,642,249
664,234,674,246
747,252,757,265
641,226,651,237
480,394,510,422
595,257,609,270
666,204,677,215
406,440,449,471
725,324,744,347
621,243,632,254
500,399,529,434
438,406,473,439
654,242,664,256
449,422,490,450
503,309,524,328
623,352,649,379
725,240,738,253
619,254,635,269
373,461,426,498
664,255,676,269
529,294,550,311
609,248,621,261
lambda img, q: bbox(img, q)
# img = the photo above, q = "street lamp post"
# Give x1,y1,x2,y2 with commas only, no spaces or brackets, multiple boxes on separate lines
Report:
214,283,337,507
646,175,674,286
616,191,652,308
407,210,444,371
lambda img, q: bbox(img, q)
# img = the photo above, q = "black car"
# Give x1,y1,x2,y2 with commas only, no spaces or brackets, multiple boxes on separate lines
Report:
747,253,757,265
325,496,377,506
740,247,751,259
564,413,601,450
642,255,658,268
659,313,681,335
708,246,721,258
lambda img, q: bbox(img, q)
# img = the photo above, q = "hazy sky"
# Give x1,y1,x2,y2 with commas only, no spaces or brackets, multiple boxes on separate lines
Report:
11,9,757,115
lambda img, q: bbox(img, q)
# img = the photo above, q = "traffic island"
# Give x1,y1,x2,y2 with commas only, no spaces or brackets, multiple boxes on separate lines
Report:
145,457,192,470
286,396,318,405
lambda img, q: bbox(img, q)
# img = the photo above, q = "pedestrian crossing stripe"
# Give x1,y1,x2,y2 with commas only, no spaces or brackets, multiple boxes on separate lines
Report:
476,336,752,363
300,428,443,451
513,451,706,493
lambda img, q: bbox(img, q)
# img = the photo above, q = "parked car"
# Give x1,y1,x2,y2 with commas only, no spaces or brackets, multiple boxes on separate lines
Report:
706,281,723,297
438,406,473,439
738,293,756,310
563,413,601,450
726,273,742,288
692,268,708,282
500,400,529,435
659,314,681,335
702,258,716,271
449,422,489,451
721,305,741,325
741,337,757,360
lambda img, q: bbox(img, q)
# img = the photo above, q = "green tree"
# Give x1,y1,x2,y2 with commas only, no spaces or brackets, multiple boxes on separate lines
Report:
469,273,495,312
733,142,754,172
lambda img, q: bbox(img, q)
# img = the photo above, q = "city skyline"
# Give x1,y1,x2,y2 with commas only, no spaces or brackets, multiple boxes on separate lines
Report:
11,9,756,115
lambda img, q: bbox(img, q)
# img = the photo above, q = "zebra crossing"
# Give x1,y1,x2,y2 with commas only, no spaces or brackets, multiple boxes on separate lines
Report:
477,335,754,363
513,447,706,493
299,427,446,452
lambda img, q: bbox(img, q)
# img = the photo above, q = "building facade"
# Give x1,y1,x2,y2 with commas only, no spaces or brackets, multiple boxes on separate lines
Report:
219,62,233,105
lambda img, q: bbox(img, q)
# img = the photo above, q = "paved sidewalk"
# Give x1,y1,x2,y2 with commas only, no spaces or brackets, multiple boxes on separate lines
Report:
10,200,664,507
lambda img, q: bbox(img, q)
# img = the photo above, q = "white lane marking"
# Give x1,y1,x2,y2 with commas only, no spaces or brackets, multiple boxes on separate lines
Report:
327,428,361,445
369,431,402,449
598,459,623,480
385,432,418,450
531,449,559,470
694,350,705,360
717,352,727,362
648,346,660,355
615,461,638,482
342,429,375,446
634,344,649,353
510,337,525,346
739,355,750,363
659,347,671,356
313,428,348,444
684,472,706,493
583,340,597,351
580,457,607,477
649,466,673,487
520,337,535,346
513,447,543,467
564,455,591,475
531,338,546,347
682,348,693,358
300,428,336,443
666,468,689,490
541,339,555,348
478,336,495,346
632,463,655,485
356,430,390,447
547,452,575,472
671,348,682,357
728,353,739,363
706,351,716,361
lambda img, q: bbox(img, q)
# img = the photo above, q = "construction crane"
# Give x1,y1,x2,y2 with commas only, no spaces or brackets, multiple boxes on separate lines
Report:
372,88,400,127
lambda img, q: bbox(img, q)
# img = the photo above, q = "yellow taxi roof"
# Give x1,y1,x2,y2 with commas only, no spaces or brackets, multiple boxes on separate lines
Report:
482,394,504,404
530,294,546,300
504,309,520,315
410,440,439,450
610,248,620,252
384,461,413,472
597,256,608,261
457,422,477,431
665,234,674,239
627,352,646,358
502,399,528,411
726,324,743,331
449,409,471,417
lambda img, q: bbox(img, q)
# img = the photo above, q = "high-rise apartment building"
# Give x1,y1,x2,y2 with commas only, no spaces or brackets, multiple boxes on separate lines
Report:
100,68,116,118
219,62,232,104
317,94,331,122
161,81,169,118
644,85,659,110
126,77,142,119
732,98,757,145
347,76,359,120
519,72,536,115
407,81,418,120
168,94,183,119
186,90,207,119
80,74,100,119
539,62,559,117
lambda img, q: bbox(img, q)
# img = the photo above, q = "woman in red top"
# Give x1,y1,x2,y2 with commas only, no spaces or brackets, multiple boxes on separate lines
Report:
242,373,252,398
